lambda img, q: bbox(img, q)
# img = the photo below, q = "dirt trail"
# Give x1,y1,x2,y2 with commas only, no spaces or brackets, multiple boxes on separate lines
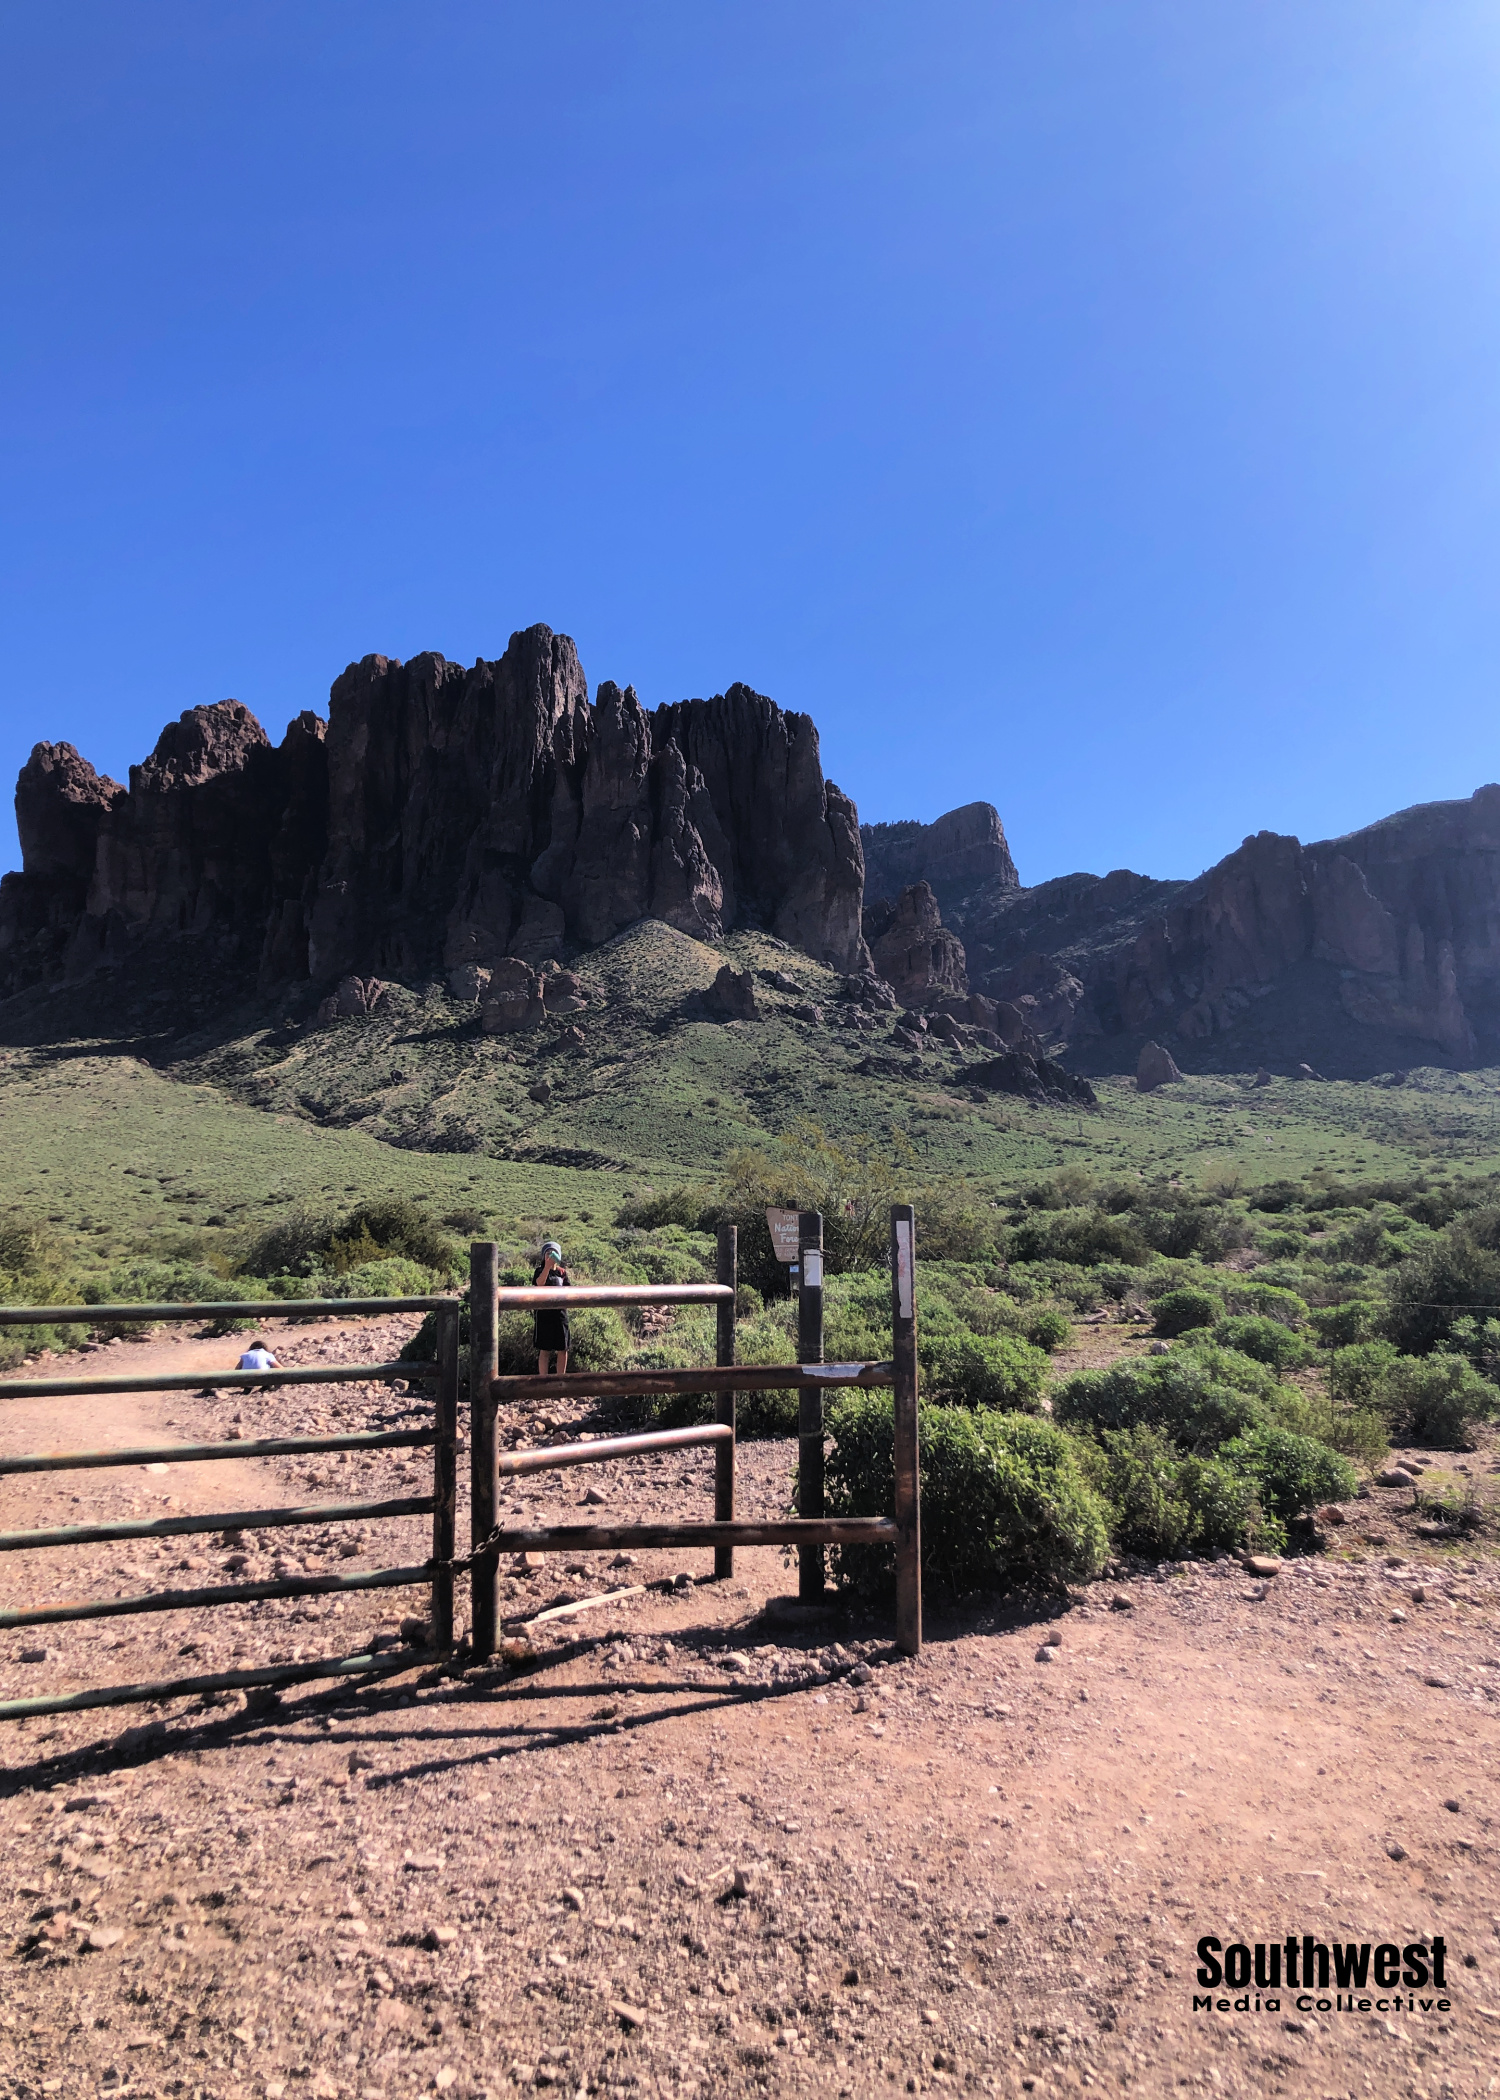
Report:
0,1323,1498,2099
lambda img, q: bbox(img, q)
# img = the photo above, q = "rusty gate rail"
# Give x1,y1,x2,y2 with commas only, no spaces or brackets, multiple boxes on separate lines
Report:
467,1210,922,1658
0,1294,462,1722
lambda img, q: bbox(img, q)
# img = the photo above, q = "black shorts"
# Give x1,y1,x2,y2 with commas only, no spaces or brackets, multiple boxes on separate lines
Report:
534,1310,571,1353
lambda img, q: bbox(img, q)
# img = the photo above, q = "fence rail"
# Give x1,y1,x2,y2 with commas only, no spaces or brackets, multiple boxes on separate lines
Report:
0,1291,461,1722
0,1208,925,1721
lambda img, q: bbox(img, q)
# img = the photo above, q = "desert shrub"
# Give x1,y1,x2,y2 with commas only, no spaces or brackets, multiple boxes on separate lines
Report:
1210,1315,1313,1372
441,1206,490,1236
615,1185,707,1231
1374,1352,1498,1449
1384,1225,1500,1355
1260,1230,1307,1258
631,1245,710,1286
98,1260,258,1336
1136,1202,1254,1263
824,1393,1109,1596
1077,1425,1261,1560
1223,1283,1309,1328
338,1199,458,1276
239,1205,337,1278
239,1196,458,1283
1328,1340,1400,1407
1447,1314,1500,1381
1219,1426,1358,1520
1153,1287,1225,1339
1309,1300,1378,1347
1021,1306,1073,1352
1009,1209,1147,1268
1051,1354,1266,1453
0,1217,60,1275
0,1268,90,1366
320,1256,438,1302
921,1333,1049,1412
1269,1387,1388,1470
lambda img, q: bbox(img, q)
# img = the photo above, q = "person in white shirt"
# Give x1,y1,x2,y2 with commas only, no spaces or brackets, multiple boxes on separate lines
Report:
237,1339,279,1391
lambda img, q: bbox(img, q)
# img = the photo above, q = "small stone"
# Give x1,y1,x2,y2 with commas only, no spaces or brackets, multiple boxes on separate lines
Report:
1389,1608,1407,1623
1245,1556,1282,1578
1424,1672,1453,1689
1444,1798,1462,1813
434,2071,457,2091
19,1647,48,1664
1386,1840,1408,1861
425,1925,458,1949
519,1552,545,1572
729,1868,754,1899
1377,1468,1415,1488
404,1853,443,1873
85,1926,125,1950
921,2008,941,2026
611,2000,648,2029
1034,1645,1058,1664
722,1652,752,1674
1411,1586,1428,1604
1109,1594,1133,1612
563,1886,585,1910
583,1486,606,1505
850,1661,874,1685
1316,1504,1347,1526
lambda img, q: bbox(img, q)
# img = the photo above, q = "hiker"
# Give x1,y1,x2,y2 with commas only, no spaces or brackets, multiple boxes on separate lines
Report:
237,1337,279,1392
533,1240,571,1376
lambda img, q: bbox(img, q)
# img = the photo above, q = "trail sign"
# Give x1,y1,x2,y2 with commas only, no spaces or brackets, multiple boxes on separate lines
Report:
766,1208,801,1262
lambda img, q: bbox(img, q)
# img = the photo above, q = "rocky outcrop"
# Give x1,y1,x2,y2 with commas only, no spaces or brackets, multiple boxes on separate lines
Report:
1136,1041,1182,1091
704,965,759,1021
861,804,1018,912
965,1049,1097,1107
0,627,869,999
886,787,1500,1074
864,882,968,1008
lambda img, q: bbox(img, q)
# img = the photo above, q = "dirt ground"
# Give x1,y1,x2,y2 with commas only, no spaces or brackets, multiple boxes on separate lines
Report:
3,1314,1500,2100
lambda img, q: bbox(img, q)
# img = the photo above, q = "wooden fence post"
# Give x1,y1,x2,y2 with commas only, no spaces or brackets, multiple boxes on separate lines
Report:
713,1225,738,1579
429,1302,459,1653
797,1209,825,1601
469,1242,501,1660
890,1204,921,1656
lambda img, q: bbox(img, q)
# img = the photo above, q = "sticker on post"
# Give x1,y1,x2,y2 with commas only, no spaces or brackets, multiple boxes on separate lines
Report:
894,1219,914,1321
800,1363,866,1381
801,1248,824,1289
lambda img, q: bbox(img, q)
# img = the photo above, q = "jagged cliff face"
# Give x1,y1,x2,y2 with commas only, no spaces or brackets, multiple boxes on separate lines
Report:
870,788,1500,1072
0,625,869,996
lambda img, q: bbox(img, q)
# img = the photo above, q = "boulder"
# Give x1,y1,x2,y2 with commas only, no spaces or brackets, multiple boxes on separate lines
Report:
965,1050,1097,1107
841,970,900,1010
528,1079,553,1105
318,975,386,1019
447,964,492,1002
1252,1066,1273,1086
481,957,546,1034
704,965,759,1022
543,969,588,1015
1137,1041,1182,1092
1296,1062,1323,1080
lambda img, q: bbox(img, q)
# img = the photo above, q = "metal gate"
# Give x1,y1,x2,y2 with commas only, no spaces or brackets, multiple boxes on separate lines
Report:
465,1205,922,1657
0,1293,461,1721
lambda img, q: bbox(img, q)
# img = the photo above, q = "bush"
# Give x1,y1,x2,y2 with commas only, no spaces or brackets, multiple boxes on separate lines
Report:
1009,1209,1148,1268
240,1196,459,1283
632,1245,710,1285
1328,1340,1400,1407
615,1185,708,1231
921,1332,1049,1412
1077,1424,1261,1560
1375,1353,1498,1448
1051,1354,1266,1453
99,1260,258,1336
1022,1306,1073,1352
320,1256,438,1301
1225,1283,1309,1328
1210,1315,1313,1372
494,1305,630,1375
1384,1226,1500,1356
1219,1426,1358,1520
824,1393,1109,1595
1153,1287,1225,1339
1309,1300,1378,1347
1269,1388,1388,1471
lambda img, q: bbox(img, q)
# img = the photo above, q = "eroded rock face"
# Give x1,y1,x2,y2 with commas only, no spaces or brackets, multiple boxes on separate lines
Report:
0,627,869,998
704,965,759,1021
864,882,968,1008
861,803,1018,911
480,958,546,1034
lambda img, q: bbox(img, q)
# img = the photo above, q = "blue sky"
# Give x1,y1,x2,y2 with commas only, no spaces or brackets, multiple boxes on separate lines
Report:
3,3,1498,887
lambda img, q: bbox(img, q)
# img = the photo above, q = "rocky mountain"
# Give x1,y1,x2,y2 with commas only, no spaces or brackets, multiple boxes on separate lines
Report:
0,626,868,1000
862,788,1500,1076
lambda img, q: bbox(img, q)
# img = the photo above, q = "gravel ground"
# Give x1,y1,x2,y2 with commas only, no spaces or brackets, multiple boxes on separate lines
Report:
3,1320,1500,2099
